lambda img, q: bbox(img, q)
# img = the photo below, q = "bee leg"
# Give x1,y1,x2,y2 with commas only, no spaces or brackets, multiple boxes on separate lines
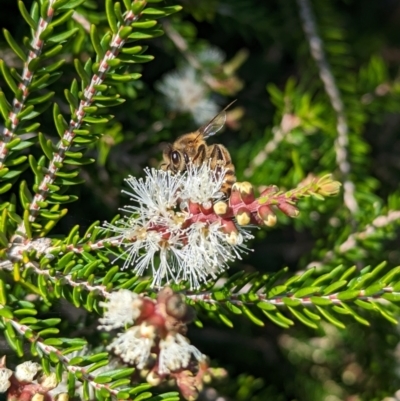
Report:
192,143,207,166
208,144,236,196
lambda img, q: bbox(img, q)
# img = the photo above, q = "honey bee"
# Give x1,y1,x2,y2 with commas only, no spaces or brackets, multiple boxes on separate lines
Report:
160,102,236,196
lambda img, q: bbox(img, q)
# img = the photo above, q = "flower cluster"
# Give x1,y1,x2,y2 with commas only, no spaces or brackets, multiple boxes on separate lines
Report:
156,66,219,124
99,288,206,400
105,163,253,289
0,356,66,400
104,162,341,289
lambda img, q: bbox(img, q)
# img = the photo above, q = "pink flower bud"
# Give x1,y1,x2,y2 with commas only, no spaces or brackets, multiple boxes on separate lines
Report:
236,207,251,226
213,201,229,217
258,205,277,227
238,182,255,204
188,201,200,215
277,202,300,218
229,183,242,206
259,185,279,198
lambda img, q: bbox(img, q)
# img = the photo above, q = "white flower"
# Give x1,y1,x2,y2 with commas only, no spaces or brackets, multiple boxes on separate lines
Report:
0,367,12,393
104,165,253,289
122,167,185,221
107,324,156,369
196,46,225,67
14,361,41,382
156,66,219,125
98,290,143,331
39,372,58,390
178,221,253,288
179,162,226,207
158,333,203,375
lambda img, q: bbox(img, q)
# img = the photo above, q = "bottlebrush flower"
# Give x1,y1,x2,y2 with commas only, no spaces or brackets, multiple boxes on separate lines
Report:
104,164,253,289
108,323,156,369
14,361,41,383
0,366,12,393
158,333,204,375
99,287,205,399
98,289,143,331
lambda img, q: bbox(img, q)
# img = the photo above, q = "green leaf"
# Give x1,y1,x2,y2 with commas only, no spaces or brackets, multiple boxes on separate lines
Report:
49,10,74,28
261,310,292,328
322,280,347,295
218,313,233,328
141,6,183,17
29,73,51,91
293,286,319,298
54,0,86,10
105,0,118,33
364,282,386,296
0,90,11,119
268,285,287,297
121,45,144,54
128,30,164,40
0,60,19,93
316,306,345,329
336,290,360,301
282,297,301,307
288,306,318,329
3,29,26,61
39,26,54,41
241,305,264,326
382,292,400,302
74,59,90,87
38,132,53,159
26,91,55,105
102,266,120,285
48,27,79,44
131,20,158,29
90,25,104,58
18,1,37,30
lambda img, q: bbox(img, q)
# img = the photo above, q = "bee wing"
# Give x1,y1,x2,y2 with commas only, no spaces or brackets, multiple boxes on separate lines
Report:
200,112,227,139
199,100,237,139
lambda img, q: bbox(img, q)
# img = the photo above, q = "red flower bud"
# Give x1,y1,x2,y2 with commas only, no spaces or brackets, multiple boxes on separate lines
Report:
236,207,251,226
277,202,300,218
258,205,277,227
238,181,255,204
229,183,242,206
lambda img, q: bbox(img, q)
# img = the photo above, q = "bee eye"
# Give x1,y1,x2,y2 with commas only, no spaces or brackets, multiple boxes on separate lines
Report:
171,151,180,165
183,153,189,164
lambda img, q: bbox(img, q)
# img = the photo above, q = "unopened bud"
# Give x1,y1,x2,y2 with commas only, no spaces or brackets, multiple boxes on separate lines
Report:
188,201,200,215
236,208,251,226
147,371,161,386
229,183,242,206
200,201,213,215
317,176,341,197
238,181,255,204
277,203,299,218
55,394,69,401
38,372,58,390
260,185,279,197
213,201,228,216
258,205,277,227
220,219,238,235
259,185,279,204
